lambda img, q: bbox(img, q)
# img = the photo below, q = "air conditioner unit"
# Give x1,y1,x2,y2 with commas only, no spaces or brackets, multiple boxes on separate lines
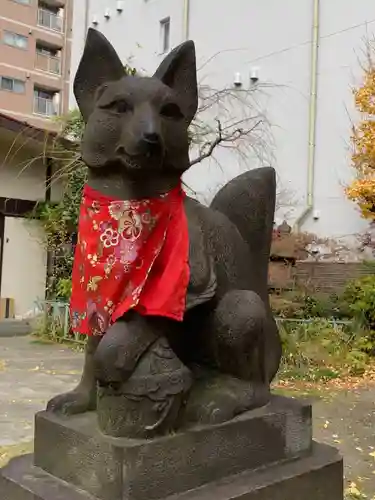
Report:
116,1,124,12
104,8,111,19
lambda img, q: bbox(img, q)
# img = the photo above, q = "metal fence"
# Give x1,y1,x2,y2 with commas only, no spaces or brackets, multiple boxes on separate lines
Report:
35,52,61,75
37,8,62,32
37,300,85,344
275,317,353,327
35,300,353,345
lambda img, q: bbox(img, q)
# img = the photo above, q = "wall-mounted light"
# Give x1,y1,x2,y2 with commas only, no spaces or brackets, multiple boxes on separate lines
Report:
116,1,124,12
313,209,320,220
104,9,111,19
92,15,99,26
250,67,260,84
234,72,242,88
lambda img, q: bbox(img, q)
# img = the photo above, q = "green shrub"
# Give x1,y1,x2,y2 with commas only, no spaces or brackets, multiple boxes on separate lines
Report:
32,314,66,344
279,318,370,381
301,292,352,320
270,290,352,320
343,275,375,329
56,278,72,301
270,294,304,318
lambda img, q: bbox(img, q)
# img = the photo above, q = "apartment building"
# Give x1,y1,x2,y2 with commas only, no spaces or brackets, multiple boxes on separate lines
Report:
0,0,73,129
0,0,71,316
71,0,375,242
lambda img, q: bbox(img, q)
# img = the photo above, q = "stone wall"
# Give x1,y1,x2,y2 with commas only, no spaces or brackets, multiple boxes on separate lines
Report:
269,261,375,293
294,262,375,293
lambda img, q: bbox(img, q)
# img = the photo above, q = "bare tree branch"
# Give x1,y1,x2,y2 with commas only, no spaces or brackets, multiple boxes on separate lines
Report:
190,119,223,166
186,81,274,174
190,117,264,166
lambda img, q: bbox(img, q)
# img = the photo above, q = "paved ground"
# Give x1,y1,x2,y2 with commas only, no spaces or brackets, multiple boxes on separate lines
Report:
0,336,82,446
1,336,375,497
314,386,375,498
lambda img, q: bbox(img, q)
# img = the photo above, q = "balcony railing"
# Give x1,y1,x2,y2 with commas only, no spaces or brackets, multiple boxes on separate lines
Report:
35,52,61,74
34,96,57,116
37,8,63,32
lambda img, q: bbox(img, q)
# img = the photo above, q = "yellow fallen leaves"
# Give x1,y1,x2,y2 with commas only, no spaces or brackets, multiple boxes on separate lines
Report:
0,441,33,468
344,481,370,499
27,367,81,376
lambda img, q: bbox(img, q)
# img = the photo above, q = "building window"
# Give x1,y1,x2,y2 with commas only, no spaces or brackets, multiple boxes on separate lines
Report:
35,44,61,74
160,17,170,53
3,31,28,50
38,2,63,32
13,0,30,4
34,88,59,116
0,76,25,94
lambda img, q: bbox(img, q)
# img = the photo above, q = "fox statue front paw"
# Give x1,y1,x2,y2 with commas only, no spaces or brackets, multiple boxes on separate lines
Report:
46,386,96,415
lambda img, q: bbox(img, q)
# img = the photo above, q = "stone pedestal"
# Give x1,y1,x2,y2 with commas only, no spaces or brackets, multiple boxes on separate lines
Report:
0,397,343,500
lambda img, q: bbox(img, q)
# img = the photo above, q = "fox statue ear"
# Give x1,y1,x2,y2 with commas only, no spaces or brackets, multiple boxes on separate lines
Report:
154,41,198,124
74,28,125,122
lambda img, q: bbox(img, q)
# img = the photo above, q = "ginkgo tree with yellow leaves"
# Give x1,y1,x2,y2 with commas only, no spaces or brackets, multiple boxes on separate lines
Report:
346,53,375,221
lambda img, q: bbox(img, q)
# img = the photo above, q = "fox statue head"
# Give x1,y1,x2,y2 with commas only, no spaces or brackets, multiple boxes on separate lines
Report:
74,28,198,188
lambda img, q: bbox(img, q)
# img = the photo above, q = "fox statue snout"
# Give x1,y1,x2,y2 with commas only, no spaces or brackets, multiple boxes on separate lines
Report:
113,103,164,168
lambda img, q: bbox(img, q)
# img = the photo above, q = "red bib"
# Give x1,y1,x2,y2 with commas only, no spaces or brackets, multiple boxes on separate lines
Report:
70,184,189,336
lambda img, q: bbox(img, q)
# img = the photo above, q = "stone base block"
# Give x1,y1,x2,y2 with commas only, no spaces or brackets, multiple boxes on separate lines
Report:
33,397,312,500
0,443,343,500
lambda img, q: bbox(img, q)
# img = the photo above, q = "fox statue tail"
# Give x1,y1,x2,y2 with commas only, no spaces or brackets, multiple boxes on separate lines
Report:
210,167,280,380
210,167,276,305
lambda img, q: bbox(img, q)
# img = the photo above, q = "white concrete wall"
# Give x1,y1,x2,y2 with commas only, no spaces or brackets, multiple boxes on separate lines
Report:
70,0,375,240
0,134,66,315
0,136,64,203
2,217,47,316
69,0,185,109
0,149,46,201
311,0,374,238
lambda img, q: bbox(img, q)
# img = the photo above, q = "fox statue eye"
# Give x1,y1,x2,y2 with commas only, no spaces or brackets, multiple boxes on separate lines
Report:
101,99,131,114
160,102,184,119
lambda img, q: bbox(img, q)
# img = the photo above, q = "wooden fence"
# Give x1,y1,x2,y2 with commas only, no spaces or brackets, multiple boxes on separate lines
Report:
269,261,375,293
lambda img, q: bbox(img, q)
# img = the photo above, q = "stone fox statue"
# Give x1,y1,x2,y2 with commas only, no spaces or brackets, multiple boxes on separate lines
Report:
47,28,281,432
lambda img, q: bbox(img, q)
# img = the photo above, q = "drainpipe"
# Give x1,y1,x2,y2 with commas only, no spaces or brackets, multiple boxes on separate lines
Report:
60,0,70,115
182,0,190,41
45,158,53,299
294,0,320,232
84,0,90,35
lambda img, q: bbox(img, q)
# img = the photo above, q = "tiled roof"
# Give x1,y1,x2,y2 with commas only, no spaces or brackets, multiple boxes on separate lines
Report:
0,112,57,144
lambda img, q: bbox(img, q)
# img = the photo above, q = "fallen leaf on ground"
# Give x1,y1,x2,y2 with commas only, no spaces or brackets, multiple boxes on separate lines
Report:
0,441,33,468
